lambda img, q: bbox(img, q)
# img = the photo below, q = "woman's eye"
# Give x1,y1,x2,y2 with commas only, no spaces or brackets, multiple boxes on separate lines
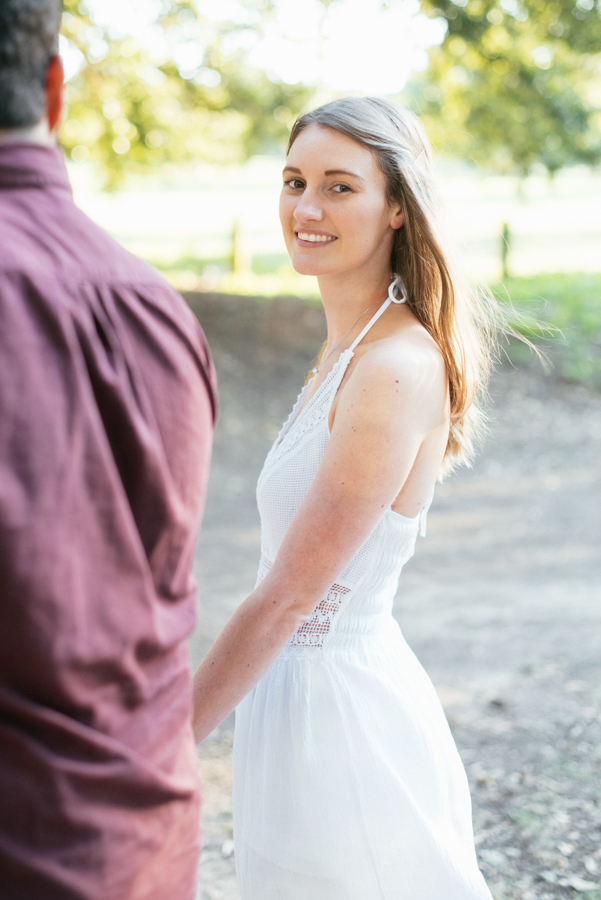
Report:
332,183,352,194
284,178,305,190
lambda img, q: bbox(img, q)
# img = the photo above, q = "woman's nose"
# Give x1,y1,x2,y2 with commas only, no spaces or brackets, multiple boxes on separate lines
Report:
293,190,323,223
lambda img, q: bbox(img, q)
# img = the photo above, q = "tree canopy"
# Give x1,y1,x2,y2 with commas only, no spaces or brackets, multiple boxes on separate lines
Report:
416,0,601,173
59,0,601,183
60,0,310,186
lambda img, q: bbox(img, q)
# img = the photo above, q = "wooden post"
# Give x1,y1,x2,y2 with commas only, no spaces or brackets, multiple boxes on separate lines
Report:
231,219,252,275
501,222,510,280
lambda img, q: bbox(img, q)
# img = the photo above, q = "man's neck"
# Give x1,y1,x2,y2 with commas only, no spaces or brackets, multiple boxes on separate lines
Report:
0,119,55,146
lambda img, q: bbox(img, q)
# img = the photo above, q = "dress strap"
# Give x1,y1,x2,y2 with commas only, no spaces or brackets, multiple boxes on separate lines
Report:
419,490,435,537
348,275,406,352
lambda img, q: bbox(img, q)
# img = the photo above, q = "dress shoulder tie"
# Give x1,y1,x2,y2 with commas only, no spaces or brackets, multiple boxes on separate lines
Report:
348,275,407,353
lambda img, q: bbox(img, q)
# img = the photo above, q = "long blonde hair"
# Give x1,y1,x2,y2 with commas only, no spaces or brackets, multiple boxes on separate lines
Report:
288,96,497,473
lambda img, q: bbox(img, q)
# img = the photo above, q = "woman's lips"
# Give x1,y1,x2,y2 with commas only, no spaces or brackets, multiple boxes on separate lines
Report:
295,231,337,246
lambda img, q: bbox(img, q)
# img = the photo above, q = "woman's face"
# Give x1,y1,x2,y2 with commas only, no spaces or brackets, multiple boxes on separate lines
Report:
279,123,403,279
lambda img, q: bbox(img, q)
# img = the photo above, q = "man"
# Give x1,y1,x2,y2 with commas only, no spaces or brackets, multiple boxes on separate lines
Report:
0,2,217,898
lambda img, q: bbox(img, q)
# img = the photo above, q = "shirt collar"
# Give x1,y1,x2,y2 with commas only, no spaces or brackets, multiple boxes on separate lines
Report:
0,141,72,193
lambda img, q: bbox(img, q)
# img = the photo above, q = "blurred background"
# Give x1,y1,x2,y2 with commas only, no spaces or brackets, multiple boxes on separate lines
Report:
60,2,600,899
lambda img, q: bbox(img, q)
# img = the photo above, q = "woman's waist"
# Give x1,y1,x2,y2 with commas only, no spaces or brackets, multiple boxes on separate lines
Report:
281,613,399,658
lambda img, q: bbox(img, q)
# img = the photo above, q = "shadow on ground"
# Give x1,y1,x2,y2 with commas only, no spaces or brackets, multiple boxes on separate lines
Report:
186,292,601,900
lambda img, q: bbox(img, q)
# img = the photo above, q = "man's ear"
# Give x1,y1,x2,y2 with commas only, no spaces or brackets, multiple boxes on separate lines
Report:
45,54,65,135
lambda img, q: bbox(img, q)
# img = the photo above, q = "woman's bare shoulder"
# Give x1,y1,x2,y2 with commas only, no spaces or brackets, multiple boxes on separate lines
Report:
331,324,448,439
354,319,447,399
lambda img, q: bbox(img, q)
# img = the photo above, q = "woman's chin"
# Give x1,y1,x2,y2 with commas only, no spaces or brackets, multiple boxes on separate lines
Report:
290,255,331,278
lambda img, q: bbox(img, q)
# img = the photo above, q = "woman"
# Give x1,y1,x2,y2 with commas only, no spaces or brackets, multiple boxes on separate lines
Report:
193,96,494,900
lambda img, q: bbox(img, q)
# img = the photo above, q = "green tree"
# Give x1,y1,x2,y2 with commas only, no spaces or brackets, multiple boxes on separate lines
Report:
60,0,311,187
416,0,601,174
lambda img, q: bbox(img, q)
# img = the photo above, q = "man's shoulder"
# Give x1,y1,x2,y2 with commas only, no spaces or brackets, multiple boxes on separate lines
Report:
0,187,181,305
0,188,213,378
0,190,217,415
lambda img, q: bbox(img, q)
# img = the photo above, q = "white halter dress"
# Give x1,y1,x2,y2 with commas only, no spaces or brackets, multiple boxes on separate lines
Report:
232,296,492,900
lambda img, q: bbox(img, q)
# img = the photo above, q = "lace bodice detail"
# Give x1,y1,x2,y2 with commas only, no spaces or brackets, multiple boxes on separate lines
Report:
288,583,351,647
255,294,431,656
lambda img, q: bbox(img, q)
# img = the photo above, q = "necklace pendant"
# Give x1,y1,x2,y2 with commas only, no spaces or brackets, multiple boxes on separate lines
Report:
311,366,319,375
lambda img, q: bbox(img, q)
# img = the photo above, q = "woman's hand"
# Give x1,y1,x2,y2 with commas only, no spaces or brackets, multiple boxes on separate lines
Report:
192,331,448,744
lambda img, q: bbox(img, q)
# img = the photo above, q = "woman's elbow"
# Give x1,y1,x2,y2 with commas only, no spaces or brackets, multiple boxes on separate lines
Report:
255,578,322,633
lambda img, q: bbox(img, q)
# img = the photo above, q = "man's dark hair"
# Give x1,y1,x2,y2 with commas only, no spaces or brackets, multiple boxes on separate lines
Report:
0,0,62,129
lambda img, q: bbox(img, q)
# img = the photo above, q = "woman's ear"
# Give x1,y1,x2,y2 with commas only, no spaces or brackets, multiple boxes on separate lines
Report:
390,204,404,230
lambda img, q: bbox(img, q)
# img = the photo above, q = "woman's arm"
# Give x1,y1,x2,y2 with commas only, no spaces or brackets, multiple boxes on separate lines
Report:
192,337,448,743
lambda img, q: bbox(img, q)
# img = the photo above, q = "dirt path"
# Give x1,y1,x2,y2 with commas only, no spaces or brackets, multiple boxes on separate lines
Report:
187,293,601,900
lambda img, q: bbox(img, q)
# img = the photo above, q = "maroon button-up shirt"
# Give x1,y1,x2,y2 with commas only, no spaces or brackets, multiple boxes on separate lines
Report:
0,142,217,900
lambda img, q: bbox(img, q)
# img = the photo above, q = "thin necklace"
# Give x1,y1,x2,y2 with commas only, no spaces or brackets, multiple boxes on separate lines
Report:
311,299,382,375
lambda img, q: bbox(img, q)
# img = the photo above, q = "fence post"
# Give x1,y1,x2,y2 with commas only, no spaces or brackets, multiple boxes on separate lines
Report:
231,219,252,275
501,222,511,280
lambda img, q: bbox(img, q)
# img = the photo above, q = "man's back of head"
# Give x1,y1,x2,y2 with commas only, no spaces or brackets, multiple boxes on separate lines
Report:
0,0,63,143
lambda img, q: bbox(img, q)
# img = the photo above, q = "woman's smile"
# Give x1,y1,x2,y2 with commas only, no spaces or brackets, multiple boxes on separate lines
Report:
295,229,338,246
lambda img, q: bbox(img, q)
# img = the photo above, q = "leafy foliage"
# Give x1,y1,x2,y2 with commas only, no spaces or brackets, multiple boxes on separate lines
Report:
491,272,601,384
416,0,601,174
60,0,311,187
60,1,601,183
